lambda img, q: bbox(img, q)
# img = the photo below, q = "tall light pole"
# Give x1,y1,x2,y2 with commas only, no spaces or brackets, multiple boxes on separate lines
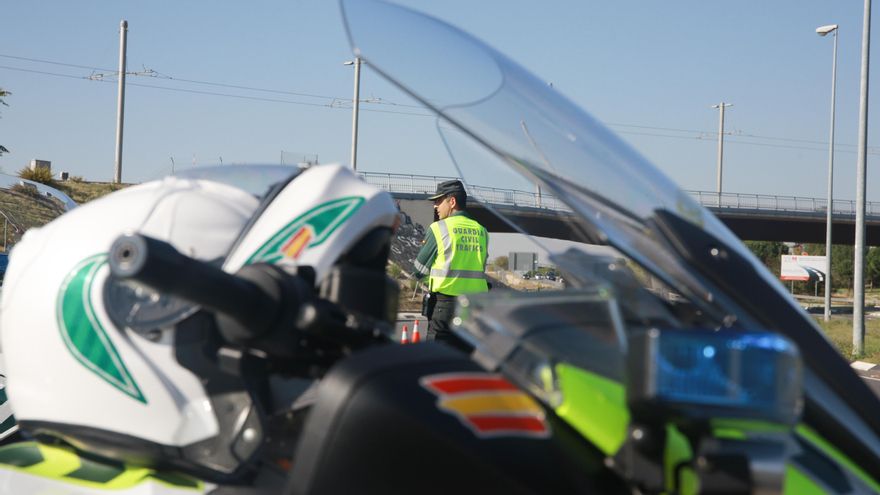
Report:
817,24,839,322
114,20,128,184
711,102,732,207
855,0,872,356
344,57,362,171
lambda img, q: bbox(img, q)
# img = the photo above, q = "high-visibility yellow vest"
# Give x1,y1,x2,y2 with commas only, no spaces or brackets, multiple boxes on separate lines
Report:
428,214,488,296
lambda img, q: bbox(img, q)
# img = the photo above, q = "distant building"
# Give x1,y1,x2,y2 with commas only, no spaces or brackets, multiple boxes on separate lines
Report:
509,251,538,273
29,159,51,172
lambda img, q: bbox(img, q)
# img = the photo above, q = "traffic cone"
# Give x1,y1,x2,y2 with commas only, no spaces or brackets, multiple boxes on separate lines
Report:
411,319,421,343
400,325,409,345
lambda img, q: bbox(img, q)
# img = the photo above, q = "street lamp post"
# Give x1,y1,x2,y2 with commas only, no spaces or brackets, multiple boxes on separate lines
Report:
817,24,838,322
854,0,872,356
711,102,732,207
344,57,362,171
114,20,128,184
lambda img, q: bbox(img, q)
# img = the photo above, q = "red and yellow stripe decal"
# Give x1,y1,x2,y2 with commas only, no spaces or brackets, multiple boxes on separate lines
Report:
280,227,313,259
421,373,550,439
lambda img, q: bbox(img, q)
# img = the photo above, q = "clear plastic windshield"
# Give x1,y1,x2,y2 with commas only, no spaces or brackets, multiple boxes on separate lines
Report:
0,176,72,252
173,164,302,198
341,0,794,323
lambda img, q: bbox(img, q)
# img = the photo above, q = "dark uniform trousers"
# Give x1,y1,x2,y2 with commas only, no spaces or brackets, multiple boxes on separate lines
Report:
425,293,473,353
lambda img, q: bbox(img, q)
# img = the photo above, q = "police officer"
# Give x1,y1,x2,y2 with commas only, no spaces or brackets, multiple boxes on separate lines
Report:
414,179,488,351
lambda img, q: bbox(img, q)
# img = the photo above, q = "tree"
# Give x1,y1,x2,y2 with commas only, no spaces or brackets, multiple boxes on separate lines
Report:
0,88,9,156
800,243,826,256
744,241,787,276
831,245,855,291
867,247,880,287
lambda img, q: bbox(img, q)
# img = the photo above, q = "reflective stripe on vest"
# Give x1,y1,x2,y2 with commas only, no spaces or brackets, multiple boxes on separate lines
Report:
428,215,488,296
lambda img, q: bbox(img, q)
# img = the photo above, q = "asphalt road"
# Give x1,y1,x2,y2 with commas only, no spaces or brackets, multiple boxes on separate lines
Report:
858,367,880,396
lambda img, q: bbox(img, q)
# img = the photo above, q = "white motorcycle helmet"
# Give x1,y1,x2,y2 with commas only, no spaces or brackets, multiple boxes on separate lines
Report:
0,164,400,480
0,172,264,479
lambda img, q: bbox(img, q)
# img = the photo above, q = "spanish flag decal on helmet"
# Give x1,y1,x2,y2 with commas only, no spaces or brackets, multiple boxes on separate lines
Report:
420,373,550,439
247,196,364,264
281,226,313,259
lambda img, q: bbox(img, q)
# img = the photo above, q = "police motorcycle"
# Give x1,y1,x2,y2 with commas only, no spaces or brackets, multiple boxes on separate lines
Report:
1,1,880,494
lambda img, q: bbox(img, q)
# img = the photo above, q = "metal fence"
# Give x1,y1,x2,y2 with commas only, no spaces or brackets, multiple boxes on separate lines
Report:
358,171,569,210
359,171,880,217
685,190,880,216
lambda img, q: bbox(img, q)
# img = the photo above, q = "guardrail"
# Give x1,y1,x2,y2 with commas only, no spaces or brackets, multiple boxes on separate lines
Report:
685,190,880,216
359,171,880,217
358,171,569,210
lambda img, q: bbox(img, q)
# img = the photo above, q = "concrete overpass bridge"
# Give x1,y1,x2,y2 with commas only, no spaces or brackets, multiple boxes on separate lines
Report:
359,172,880,245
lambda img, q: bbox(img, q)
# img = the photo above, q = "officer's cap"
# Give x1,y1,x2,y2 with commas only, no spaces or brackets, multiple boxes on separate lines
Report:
428,179,466,200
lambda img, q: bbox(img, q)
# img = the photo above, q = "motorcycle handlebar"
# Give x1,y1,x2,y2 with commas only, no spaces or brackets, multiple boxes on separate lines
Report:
109,233,386,359
109,233,280,340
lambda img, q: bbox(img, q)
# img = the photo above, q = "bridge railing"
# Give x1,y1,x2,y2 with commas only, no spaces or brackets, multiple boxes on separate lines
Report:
684,190,880,216
358,171,570,210
359,171,880,217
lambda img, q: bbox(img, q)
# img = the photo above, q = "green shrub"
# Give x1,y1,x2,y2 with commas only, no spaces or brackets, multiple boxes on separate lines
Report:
387,262,403,279
18,166,57,187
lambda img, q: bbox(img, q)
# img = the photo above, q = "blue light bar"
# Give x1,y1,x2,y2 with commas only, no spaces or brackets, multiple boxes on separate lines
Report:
629,329,803,425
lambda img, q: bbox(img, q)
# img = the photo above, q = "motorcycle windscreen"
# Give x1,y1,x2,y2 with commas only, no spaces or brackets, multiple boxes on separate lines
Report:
340,0,880,479
172,164,302,199
0,184,68,252
340,0,777,321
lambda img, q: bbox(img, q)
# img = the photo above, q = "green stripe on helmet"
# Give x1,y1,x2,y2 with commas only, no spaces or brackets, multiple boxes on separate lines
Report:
57,254,147,403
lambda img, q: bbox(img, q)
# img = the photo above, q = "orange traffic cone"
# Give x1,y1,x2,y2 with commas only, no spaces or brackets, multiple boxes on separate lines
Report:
400,325,409,345
411,319,421,343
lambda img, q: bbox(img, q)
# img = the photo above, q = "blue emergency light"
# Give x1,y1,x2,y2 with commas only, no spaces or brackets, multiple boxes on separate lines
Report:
628,328,803,425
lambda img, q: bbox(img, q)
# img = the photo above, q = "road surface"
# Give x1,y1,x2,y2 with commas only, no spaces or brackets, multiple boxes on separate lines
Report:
857,366,880,396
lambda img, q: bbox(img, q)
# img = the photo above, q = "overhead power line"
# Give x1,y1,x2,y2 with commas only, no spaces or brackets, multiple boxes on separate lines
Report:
614,128,880,156
0,63,433,117
0,52,424,109
606,121,865,150
0,64,94,80
0,53,115,72
2,52,878,154
148,71,423,109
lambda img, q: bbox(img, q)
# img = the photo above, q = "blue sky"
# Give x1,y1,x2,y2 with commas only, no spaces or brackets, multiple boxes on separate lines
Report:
0,1,877,202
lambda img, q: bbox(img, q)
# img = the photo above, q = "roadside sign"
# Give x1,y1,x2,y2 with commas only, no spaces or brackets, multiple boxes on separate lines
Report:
780,255,826,282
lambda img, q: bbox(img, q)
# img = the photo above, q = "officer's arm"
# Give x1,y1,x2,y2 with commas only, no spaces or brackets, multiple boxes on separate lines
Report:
484,230,492,290
483,231,490,271
413,230,437,278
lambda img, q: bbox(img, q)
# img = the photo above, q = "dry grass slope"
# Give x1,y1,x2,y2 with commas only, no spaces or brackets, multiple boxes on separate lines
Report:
0,180,130,251
55,180,130,204
0,188,66,248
